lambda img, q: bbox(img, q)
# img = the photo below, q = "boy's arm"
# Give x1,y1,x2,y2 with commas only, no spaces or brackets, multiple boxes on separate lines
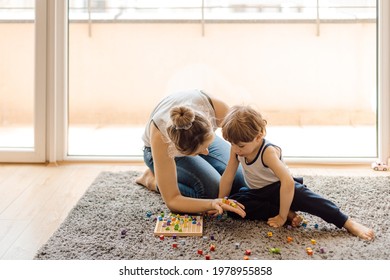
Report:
263,146,295,227
219,148,240,198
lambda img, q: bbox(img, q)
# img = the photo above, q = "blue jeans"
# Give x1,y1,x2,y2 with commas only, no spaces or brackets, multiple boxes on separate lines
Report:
142,135,248,198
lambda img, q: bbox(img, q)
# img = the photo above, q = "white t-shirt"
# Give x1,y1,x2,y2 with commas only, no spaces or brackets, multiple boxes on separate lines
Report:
237,139,285,189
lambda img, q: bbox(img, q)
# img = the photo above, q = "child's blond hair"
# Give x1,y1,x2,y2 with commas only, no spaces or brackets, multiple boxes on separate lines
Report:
221,105,267,144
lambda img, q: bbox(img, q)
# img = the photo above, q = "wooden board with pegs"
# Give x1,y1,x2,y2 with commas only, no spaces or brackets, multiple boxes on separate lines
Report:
154,213,203,237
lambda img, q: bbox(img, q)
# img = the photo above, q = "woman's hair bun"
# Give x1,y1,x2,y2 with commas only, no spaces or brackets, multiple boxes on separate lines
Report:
170,106,195,130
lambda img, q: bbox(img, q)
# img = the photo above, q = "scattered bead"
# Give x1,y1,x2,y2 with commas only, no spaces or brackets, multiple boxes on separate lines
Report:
210,244,216,251
245,249,251,256
120,229,127,238
243,256,250,260
320,247,326,254
235,242,240,249
197,249,203,255
267,231,273,237
306,247,313,256
270,247,281,254
314,223,319,229
311,239,316,245
287,236,293,243
172,243,178,249
205,254,211,260
159,235,164,240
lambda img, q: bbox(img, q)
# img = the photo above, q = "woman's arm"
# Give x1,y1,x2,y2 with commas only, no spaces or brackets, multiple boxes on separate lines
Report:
209,96,230,127
263,146,295,227
219,148,239,198
150,125,246,217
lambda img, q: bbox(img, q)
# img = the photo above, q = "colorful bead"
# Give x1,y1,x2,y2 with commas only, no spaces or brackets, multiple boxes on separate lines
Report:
270,247,281,254
120,229,127,238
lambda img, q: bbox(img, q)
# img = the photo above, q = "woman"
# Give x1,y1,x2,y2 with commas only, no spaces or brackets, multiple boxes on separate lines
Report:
136,89,247,217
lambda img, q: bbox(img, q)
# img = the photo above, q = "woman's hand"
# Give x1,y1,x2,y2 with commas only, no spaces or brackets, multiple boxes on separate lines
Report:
210,198,246,218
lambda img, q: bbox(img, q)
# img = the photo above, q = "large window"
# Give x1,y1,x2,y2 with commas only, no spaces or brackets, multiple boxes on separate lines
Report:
67,0,377,160
0,1,388,163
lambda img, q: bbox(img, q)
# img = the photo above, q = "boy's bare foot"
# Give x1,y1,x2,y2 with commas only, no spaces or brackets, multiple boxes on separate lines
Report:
287,211,303,227
343,218,374,240
135,169,157,192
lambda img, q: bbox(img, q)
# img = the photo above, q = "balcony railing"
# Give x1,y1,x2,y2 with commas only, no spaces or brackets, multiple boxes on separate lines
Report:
0,0,377,21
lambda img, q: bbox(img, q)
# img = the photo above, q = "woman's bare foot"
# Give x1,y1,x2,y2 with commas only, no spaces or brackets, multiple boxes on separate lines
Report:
135,169,157,192
287,211,303,227
343,218,374,240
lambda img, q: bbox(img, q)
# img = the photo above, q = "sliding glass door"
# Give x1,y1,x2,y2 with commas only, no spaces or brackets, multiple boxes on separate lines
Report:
66,0,378,161
0,0,46,162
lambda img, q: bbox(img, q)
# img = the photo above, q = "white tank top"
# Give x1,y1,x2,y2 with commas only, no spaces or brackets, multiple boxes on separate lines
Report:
237,139,284,189
142,89,217,147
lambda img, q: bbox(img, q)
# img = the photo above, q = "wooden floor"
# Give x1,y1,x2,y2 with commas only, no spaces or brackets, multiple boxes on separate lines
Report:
0,162,387,260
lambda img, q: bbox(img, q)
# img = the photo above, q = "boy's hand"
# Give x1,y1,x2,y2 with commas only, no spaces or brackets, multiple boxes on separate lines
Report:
267,215,286,228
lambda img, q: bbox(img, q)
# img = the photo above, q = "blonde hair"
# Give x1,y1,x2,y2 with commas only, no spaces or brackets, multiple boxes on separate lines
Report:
221,105,267,144
166,106,213,155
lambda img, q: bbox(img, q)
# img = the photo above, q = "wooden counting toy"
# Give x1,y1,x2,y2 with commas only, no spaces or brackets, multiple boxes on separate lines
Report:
154,213,203,236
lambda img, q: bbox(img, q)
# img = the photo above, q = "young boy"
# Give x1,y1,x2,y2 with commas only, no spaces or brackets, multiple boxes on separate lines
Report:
219,105,374,240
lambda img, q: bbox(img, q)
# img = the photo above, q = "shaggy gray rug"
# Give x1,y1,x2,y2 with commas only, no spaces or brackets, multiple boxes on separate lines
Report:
34,171,390,260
